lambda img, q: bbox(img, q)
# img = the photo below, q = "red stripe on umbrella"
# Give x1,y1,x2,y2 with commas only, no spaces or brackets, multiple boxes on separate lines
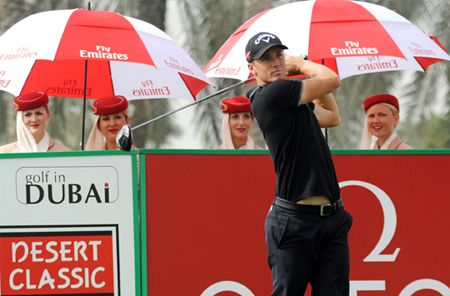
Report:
414,36,448,71
415,57,446,72
309,0,405,61
179,72,211,99
55,10,155,66
0,8,213,149
21,59,114,98
0,9,212,101
204,7,274,78
204,0,450,81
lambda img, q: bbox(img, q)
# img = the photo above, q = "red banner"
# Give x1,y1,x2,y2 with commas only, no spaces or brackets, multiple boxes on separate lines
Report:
144,152,450,296
0,230,115,295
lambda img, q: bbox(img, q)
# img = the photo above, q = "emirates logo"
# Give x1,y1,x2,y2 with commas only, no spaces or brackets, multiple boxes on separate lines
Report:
331,41,378,56
79,46,128,60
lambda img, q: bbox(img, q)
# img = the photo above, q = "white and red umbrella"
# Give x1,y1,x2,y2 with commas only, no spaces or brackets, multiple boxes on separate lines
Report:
0,8,212,101
204,0,450,81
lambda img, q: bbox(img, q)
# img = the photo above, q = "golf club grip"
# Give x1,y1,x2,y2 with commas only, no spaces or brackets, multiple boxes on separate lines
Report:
131,77,256,131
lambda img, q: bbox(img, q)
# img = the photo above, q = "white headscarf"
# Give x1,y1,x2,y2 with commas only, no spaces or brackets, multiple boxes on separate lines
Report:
220,113,256,149
16,111,50,152
85,116,106,150
377,132,398,150
359,119,372,149
360,125,398,149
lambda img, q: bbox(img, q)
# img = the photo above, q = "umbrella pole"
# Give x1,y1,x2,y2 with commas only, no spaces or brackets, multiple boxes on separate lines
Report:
130,77,256,131
81,59,88,150
80,3,91,150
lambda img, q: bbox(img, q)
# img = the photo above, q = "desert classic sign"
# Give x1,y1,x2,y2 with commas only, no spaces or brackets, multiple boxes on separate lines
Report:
0,151,139,296
0,226,117,295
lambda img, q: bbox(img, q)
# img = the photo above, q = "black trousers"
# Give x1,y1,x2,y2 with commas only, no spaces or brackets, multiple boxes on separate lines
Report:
265,203,353,296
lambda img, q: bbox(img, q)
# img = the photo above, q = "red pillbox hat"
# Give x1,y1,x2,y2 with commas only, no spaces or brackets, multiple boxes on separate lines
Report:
14,91,49,111
92,95,128,115
363,94,399,112
221,96,252,113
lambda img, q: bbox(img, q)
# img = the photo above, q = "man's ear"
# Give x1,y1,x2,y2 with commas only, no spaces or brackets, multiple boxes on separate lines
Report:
248,63,257,76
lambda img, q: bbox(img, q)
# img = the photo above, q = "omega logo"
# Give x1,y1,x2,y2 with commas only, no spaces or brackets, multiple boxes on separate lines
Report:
200,181,450,296
201,281,254,296
340,180,400,262
342,181,449,295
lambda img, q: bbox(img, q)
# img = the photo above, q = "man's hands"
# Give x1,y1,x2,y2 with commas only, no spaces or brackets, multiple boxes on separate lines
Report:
285,55,307,77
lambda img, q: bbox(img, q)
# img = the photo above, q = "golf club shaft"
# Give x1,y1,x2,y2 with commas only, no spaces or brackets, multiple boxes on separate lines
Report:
131,77,256,131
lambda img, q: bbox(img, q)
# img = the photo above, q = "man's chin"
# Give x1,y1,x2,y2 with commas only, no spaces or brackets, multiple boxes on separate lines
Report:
270,76,285,83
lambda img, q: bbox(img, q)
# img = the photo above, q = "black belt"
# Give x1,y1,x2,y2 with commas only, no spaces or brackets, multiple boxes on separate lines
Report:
274,196,343,216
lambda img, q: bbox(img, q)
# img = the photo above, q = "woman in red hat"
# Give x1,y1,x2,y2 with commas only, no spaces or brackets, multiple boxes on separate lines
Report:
86,95,136,150
360,94,412,149
217,96,263,149
0,91,71,153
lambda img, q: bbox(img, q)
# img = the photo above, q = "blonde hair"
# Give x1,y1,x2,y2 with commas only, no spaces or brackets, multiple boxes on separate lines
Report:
376,102,399,127
381,102,398,116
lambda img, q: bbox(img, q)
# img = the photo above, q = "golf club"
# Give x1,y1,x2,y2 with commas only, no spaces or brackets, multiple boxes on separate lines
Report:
116,124,133,152
117,77,256,152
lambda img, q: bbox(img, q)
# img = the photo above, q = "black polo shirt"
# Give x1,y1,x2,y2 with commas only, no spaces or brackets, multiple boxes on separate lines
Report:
248,79,340,203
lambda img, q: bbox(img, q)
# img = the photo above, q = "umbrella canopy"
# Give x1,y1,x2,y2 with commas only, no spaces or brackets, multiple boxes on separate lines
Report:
204,0,450,81
0,9,212,101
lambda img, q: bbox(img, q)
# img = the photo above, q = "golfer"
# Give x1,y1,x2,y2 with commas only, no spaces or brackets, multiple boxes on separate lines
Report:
246,32,352,295
86,95,137,150
360,94,412,149
216,96,262,149
0,91,71,153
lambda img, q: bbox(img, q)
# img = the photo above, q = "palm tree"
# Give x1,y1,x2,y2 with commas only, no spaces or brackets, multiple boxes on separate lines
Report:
2,0,450,150
168,0,245,148
0,0,179,149
330,0,450,149
113,0,180,148
170,0,273,148
174,0,450,149
403,0,450,148
0,0,94,149
0,0,27,145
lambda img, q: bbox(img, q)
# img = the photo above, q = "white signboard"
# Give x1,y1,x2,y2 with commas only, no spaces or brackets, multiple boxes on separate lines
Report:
0,151,139,296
